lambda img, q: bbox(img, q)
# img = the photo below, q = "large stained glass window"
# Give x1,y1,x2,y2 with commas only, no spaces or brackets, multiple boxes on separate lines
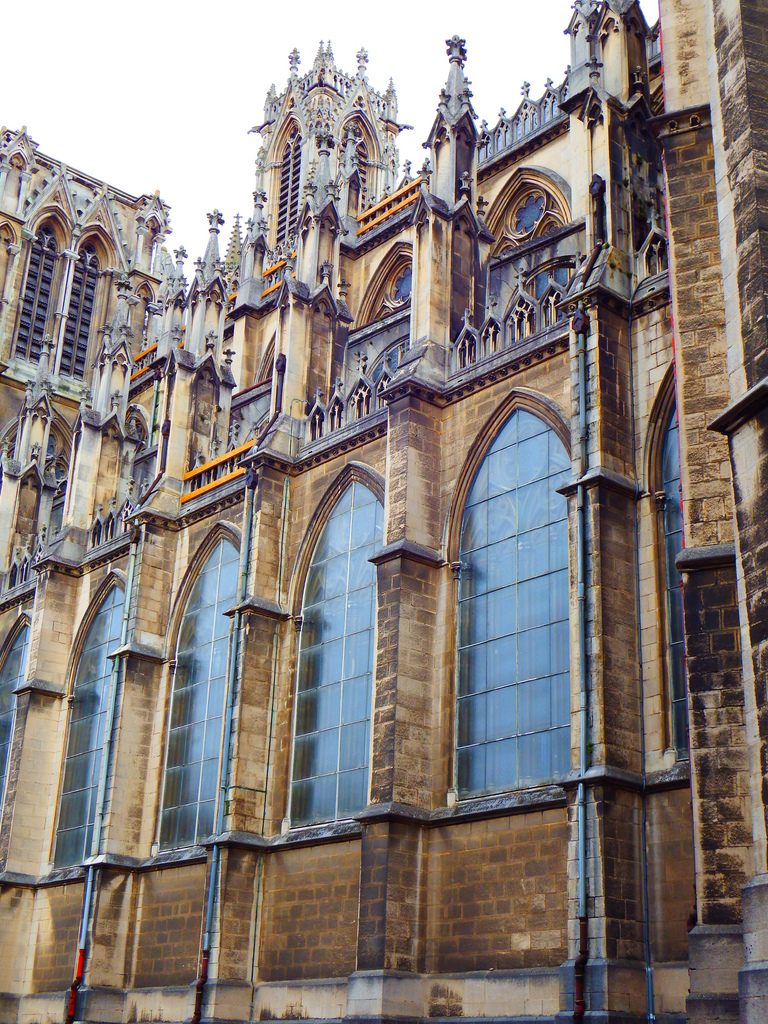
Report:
661,407,687,757
0,624,29,809
55,586,124,867
457,409,571,796
160,538,238,849
291,483,383,826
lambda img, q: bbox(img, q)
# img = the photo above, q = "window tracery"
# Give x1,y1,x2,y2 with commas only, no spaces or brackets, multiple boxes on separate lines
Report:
291,483,383,825
456,410,570,796
277,126,302,244
15,226,57,364
0,623,29,809
54,585,124,867
160,538,238,849
58,242,99,379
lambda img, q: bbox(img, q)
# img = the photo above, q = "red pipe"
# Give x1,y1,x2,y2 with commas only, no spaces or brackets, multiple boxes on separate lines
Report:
65,946,85,1024
190,948,210,1024
573,915,588,1020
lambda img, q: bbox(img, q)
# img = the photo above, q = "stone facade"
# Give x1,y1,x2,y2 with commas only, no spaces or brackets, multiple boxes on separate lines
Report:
0,1,766,1021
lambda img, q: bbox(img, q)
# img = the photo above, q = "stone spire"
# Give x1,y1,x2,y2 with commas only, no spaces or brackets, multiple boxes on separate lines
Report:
224,214,242,272
438,35,477,124
202,209,224,280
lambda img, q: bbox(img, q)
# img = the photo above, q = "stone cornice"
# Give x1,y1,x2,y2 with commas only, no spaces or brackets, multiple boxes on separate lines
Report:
709,376,768,436
676,543,735,573
650,102,711,141
558,465,638,500
13,678,65,699
227,594,289,621
369,538,443,568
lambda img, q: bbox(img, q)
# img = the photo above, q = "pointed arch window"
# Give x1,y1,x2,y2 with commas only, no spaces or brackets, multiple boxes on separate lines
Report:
15,226,57,364
277,127,302,243
160,538,239,849
507,296,535,344
457,410,570,796
660,407,687,757
54,585,124,867
291,482,383,826
60,243,99,379
0,624,29,810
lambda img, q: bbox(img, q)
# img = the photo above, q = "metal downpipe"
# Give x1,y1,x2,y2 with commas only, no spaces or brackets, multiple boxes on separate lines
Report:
573,302,590,1021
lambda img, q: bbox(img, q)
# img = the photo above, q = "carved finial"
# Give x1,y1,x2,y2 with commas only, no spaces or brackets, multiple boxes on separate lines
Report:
459,171,472,198
521,81,530,98
545,77,554,89
498,107,506,120
420,158,432,184
288,47,300,75
207,209,224,231
403,159,412,178
174,246,187,263
356,46,368,77
445,35,467,66
320,260,333,283
223,347,236,366
205,330,216,352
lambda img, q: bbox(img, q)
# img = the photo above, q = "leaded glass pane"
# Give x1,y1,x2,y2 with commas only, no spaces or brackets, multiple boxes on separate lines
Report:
457,410,570,797
662,408,688,759
290,483,383,826
54,587,124,867
160,538,238,850
0,625,29,812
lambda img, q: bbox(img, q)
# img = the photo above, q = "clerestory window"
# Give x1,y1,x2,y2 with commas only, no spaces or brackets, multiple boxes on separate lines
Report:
290,482,383,826
60,243,99,379
54,586,124,867
159,538,238,849
456,409,571,796
15,226,57,365
277,127,302,243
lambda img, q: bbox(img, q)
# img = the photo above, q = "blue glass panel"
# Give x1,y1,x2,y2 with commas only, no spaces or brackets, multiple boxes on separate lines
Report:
291,483,382,824
55,587,124,866
457,410,571,796
159,538,238,850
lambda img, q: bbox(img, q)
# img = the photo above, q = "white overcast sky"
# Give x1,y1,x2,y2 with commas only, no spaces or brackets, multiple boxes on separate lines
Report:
4,0,658,269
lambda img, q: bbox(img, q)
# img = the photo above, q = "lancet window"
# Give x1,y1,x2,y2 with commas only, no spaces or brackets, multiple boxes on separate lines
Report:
291,483,383,826
277,127,302,244
660,408,687,757
60,244,99,379
54,585,124,867
159,538,238,849
15,226,57,364
457,410,570,796
0,624,29,809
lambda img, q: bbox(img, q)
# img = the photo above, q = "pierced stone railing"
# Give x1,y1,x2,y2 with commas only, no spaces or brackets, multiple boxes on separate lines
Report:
478,78,569,166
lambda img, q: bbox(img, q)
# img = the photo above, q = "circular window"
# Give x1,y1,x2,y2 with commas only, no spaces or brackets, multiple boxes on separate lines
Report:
514,194,546,234
392,266,412,304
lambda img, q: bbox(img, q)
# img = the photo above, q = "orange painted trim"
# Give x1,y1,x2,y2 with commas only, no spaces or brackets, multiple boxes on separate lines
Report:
263,259,287,278
181,438,257,482
181,467,245,503
261,280,282,298
356,193,419,236
357,180,421,229
134,342,158,363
